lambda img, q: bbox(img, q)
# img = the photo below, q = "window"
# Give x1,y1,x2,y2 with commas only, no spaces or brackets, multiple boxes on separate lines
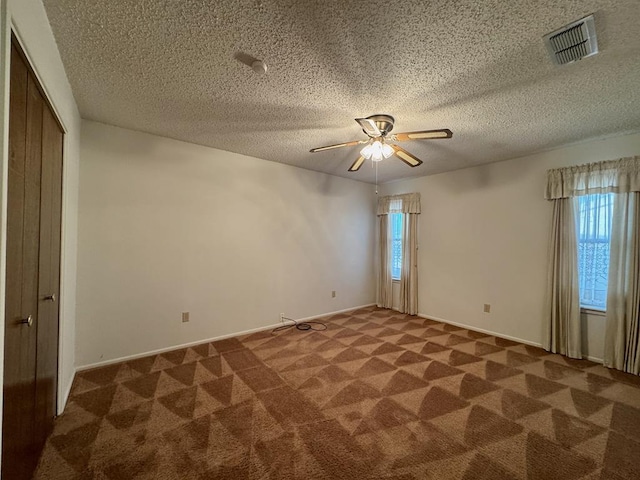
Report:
391,213,403,280
577,193,614,310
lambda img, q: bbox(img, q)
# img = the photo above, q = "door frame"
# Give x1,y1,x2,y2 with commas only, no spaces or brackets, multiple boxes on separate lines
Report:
6,25,69,416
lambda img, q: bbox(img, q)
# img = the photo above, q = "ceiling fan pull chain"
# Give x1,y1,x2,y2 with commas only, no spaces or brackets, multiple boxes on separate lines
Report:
375,160,378,195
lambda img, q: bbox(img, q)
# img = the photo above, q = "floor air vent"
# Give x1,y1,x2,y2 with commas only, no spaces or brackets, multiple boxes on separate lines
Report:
544,15,598,65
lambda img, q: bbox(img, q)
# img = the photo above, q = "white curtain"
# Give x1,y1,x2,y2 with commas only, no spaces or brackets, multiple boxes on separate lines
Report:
399,212,418,314
543,198,581,358
377,193,420,313
604,192,640,375
377,214,393,308
546,156,640,199
377,193,421,215
545,156,640,371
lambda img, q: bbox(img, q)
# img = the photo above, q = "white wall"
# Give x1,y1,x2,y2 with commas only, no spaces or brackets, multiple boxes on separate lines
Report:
0,0,81,467
77,121,376,367
581,312,606,361
381,132,640,361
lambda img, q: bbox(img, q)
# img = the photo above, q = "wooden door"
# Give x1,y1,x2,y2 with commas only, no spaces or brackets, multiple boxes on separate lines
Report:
2,37,64,480
35,100,63,446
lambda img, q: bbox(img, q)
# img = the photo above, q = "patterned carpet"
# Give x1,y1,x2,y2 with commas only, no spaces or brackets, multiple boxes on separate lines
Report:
35,306,640,479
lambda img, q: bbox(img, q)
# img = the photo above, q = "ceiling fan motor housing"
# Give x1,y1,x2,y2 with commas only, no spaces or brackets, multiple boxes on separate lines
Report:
365,114,395,136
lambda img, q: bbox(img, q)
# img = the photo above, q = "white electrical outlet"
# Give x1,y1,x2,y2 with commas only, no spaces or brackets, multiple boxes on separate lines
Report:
332,290,336,298
483,304,491,313
280,313,285,323
182,312,190,323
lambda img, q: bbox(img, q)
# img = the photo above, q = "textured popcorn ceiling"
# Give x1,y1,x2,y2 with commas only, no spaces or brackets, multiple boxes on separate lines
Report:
43,0,640,184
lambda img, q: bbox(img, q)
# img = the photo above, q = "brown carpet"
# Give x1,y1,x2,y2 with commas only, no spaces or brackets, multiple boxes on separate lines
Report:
35,307,640,479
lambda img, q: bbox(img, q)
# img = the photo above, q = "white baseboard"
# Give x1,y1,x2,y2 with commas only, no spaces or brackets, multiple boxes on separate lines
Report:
76,324,281,371
58,373,75,415
417,312,604,365
417,312,543,348
76,303,377,372
295,303,376,322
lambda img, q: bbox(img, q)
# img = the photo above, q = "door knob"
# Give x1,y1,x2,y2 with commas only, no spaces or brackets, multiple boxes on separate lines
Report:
44,294,56,302
20,315,33,327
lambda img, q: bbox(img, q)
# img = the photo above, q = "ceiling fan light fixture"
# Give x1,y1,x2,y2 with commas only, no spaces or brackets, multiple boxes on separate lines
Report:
360,142,374,159
381,143,394,158
361,140,394,162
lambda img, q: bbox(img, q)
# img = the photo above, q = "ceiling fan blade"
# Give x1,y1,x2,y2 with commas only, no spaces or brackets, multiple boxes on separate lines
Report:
310,139,366,153
355,117,382,137
391,145,423,167
348,156,366,172
392,129,453,141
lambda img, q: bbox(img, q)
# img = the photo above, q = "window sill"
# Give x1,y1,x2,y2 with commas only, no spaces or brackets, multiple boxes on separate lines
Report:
581,307,606,317
392,279,400,283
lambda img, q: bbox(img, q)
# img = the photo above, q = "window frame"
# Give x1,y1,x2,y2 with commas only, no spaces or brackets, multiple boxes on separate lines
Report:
576,193,614,312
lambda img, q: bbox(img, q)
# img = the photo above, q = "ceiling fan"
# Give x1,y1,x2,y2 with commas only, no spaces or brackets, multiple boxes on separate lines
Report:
309,114,452,172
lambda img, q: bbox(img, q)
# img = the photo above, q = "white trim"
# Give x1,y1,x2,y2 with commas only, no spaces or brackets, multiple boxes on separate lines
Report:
55,119,74,412
417,313,544,348
581,307,606,317
76,303,377,372
58,371,75,416
76,323,283,371
0,0,10,465
291,303,376,323
418,312,605,364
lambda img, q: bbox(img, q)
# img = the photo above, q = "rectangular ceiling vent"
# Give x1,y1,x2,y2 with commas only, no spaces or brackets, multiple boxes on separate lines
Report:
544,14,598,65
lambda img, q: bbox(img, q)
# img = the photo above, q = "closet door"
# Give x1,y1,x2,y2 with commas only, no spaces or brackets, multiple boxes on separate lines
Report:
35,102,63,446
2,42,43,480
2,37,64,480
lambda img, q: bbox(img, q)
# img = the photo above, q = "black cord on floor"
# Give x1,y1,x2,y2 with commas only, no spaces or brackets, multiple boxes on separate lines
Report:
272,316,327,334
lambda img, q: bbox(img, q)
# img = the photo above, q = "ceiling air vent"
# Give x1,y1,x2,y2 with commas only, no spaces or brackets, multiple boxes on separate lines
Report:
544,14,598,65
